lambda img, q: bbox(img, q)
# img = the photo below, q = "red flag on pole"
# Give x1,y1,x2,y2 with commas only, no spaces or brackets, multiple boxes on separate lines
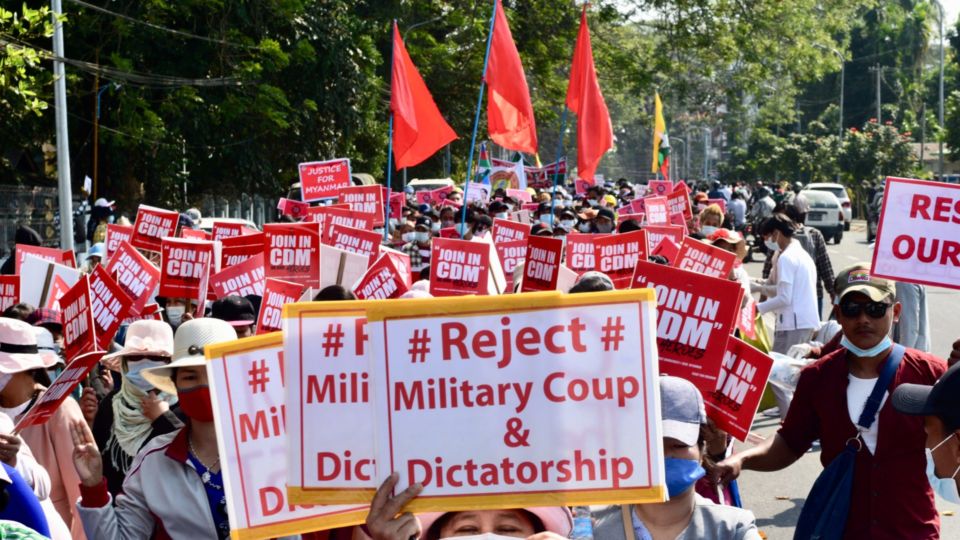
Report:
391,22,457,170
485,0,538,154
565,6,612,182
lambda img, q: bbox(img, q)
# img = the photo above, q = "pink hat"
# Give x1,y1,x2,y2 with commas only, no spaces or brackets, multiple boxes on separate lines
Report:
417,507,572,539
0,319,58,374
100,320,174,372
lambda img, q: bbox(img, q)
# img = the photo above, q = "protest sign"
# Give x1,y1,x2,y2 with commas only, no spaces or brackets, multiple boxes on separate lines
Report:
575,178,594,195
0,276,17,311
440,198,462,209
19,256,80,309
379,247,413,288
488,160,527,191
15,244,75,274
630,198,646,215
507,188,533,203
669,211,690,236
520,236,564,292
283,303,377,504
212,221,246,242
632,260,742,393
278,198,310,220
206,334,368,537
264,223,321,289
328,224,381,265
645,225,685,249
429,238,491,296
105,224,134,260
222,233,265,269
257,278,304,334
320,244,368,290
388,193,405,221
211,254,266,299
104,241,161,316
160,238,215,303
180,228,211,241
353,252,410,300
122,303,163,325
492,218,530,245
565,234,602,275
524,158,566,189
365,291,665,511
650,237,680,265
736,296,757,341
44,275,71,311
871,177,960,289
707,199,727,213
667,184,693,221
130,205,179,252
521,203,540,214
594,231,648,289
14,351,106,433
314,207,374,242
89,266,134,351
299,159,352,202
60,276,98,361
465,182,491,204
674,237,736,279
704,338,773,441
644,197,669,225
648,180,672,197
416,186,454,206
438,227,459,239
495,240,526,292
339,185,385,227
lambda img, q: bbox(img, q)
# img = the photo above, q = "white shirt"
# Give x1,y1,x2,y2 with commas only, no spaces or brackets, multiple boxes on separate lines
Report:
847,374,888,454
757,240,819,330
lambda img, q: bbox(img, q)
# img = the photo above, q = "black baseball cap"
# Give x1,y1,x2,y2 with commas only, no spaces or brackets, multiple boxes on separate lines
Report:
597,207,616,221
211,296,257,328
892,362,960,431
415,216,433,230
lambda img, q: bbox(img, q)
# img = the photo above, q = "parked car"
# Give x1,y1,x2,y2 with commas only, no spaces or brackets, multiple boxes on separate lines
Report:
804,183,851,230
407,178,455,192
866,189,884,243
801,190,844,244
198,217,259,234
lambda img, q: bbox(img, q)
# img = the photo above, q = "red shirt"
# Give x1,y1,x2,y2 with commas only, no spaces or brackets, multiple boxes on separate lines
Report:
779,347,946,540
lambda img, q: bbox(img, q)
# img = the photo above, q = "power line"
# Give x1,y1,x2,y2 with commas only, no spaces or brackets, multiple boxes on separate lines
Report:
67,110,270,150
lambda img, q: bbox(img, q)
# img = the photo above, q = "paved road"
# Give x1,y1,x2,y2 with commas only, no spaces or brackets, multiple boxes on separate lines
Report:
735,221,960,538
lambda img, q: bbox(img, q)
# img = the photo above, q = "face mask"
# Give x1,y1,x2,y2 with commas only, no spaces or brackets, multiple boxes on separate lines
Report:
455,223,469,236
0,399,31,421
166,306,185,328
764,239,780,252
701,225,718,236
561,219,576,230
840,335,893,358
495,212,508,220
596,223,613,234
431,223,441,233
414,232,430,243
504,204,514,212
540,214,554,225
177,385,214,422
664,457,706,498
578,222,591,233
124,359,168,393
926,433,960,503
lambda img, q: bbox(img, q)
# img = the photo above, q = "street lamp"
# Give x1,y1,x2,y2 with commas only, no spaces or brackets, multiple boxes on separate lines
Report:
934,0,945,179
814,43,844,182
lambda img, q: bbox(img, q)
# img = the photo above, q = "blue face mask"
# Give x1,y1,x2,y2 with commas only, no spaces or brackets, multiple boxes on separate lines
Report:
840,335,893,358
926,433,960,504
455,223,469,236
125,359,168,393
664,457,706,498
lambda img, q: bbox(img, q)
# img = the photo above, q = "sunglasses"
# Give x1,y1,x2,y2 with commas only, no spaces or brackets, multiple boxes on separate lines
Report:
838,301,892,319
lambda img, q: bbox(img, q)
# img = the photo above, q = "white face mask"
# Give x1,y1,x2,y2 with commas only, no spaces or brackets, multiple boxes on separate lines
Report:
402,232,415,243
495,212,508,220
701,225,718,236
561,219,576,230
431,223,441,233
764,237,780,252
414,231,430,243
578,222,591,233
166,305,185,327
124,359,168,393
0,399,30,421
539,214,554,225
926,433,960,504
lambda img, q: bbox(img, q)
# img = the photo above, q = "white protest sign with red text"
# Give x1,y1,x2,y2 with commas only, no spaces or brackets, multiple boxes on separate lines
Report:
44,274,71,311
263,223,321,289
60,276,98,361
674,238,736,279
353,253,410,300
89,266,134,351
871,177,960,289
704,337,773,441
520,236,563,292
299,159,352,202
206,334,368,537
631,260,742,393
105,224,134,261
594,231,648,289
366,291,665,511
430,238,491,297
19,256,79,309
644,197,669,225
104,241,161,316
257,278,304,334
130,205,179,252
160,238,214,300
14,351,105,433
15,245,75,274
0,276,17,312
211,254,266,299
339,185,385,227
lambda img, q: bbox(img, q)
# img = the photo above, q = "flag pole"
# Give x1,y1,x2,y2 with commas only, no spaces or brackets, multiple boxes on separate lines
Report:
385,113,394,243
461,0,499,238
549,107,568,221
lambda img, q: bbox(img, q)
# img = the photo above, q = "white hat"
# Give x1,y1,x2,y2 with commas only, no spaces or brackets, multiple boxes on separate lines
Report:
660,376,707,447
94,198,115,208
142,319,236,395
0,319,59,373
100,320,174,372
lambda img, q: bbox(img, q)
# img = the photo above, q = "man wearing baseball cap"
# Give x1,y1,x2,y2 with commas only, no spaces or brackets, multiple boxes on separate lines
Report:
712,263,947,539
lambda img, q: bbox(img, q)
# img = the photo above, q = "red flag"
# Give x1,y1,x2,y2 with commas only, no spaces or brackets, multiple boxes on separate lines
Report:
391,22,457,169
485,0,538,154
565,6,612,182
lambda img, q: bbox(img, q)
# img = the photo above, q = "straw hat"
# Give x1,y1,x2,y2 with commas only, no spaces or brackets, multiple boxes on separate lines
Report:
141,319,236,395
0,319,59,374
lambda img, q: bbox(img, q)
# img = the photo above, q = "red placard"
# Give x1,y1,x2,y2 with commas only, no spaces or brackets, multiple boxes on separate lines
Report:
651,237,681,265
104,241,161,316
15,245,75,274
389,192,405,221
327,223,382,265
44,275,72,310
210,253,266,299
221,233,264,268
506,188,532,203
256,278,304,334
339,185,385,227
644,196,669,225
380,248,413,288
277,198,310,220
669,211,690,235
180,228,211,241
495,239,526,292
159,238,215,301
429,238,491,297
492,218,531,245
14,351,105,432
648,180,672,197
667,183,693,221
631,260,742,393
61,276,97,361
0,275,18,311
89,265,134,351
211,221,245,242
520,235,563,292
299,158,352,202
737,296,758,341
618,213,645,224
130,205,179,252
594,230,648,289
438,227,460,239
122,302,163,325
312,207,373,241
645,225,685,248
674,237,737,279
704,337,773,441
707,198,727,213
416,186,453,207
263,223,321,289
521,203,540,213
565,233,602,274
353,252,410,300
630,198,646,214
105,224,134,260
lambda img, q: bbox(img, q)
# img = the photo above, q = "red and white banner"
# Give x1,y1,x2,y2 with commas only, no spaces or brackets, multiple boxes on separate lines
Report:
105,224,134,261
263,223,321,289
221,233,265,269
644,196,669,225
313,207,373,242
44,275,71,311
15,245,75,274
181,228,211,241
594,231,648,289
104,242,161,316
524,158,567,189
211,221,246,242
648,180,672,197
429,238,491,297
674,237,736,279
667,184,693,221
15,351,106,433
89,266,134,351
210,254,266,299
61,276,98,361
256,278,304,334
871,177,960,289
0,275,18,312
416,186,454,207
353,252,410,300
521,235,564,292
631,260,742,393
327,224,381,265
565,233,602,274
278,198,310,220
299,158,352,202
492,218,530,245
339,185,385,227
704,337,773,441
160,238,215,301
495,240,526,292
130,205,179,252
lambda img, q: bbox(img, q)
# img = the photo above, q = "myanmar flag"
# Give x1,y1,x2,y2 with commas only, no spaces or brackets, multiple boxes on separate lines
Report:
652,92,670,180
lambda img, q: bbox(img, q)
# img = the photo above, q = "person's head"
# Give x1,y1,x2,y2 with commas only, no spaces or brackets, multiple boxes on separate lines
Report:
101,320,174,392
832,264,899,356
595,208,615,233
13,226,42,248
161,298,195,329
892,362,960,503
698,204,724,231
618,219,642,234
472,215,493,238
420,507,571,540
568,271,615,293
413,217,433,245
314,285,357,302
558,209,577,231
210,296,258,338
758,213,796,250
2,303,35,322
447,190,463,205
731,191,743,201
705,228,747,261
782,204,806,226
660,376,708,498
0,318,60,405
530,223,553,237
439,207,456,227
27,308,63,346
793,182,803,194
87,243,106,268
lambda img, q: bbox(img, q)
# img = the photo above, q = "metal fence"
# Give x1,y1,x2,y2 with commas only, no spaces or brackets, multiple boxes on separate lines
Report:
0,186,64,253
197,193,274,229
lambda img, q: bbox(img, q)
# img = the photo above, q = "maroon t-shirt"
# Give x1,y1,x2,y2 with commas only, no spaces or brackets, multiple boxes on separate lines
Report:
779,347,946,539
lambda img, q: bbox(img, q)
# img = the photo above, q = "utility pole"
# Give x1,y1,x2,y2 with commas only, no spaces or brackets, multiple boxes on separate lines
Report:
935,0,945,180
869,63,882,123
703,127,710,180
51,0,74,251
